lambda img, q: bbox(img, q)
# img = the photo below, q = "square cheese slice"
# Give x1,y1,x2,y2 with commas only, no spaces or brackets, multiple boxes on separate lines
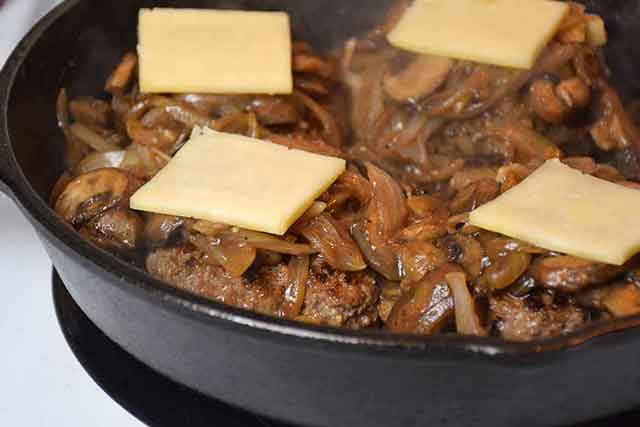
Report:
138,8,293,94
387,0,570,69
130,130,345,235
469,159,640,265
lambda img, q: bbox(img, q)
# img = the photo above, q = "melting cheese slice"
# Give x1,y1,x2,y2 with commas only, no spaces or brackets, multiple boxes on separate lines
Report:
138,8,293,94
130,130,345,235
469,159,640,265
387,0,570,69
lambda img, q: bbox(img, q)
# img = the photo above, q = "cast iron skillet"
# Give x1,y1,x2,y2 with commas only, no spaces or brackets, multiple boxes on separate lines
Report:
2,1,640,426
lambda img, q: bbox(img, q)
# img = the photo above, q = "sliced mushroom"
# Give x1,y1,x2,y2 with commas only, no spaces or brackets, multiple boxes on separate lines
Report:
54,168,142,227
387,264,462,334
82,206,144,252
144,214,185,248
440,234,485,279
556,77,591,109
384,55,453,102
530,256,623,293
400,240,447,284
529,79,570,124
482,252,532,291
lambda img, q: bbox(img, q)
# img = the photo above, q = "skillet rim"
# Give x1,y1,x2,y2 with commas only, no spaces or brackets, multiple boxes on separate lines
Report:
2,0,640,359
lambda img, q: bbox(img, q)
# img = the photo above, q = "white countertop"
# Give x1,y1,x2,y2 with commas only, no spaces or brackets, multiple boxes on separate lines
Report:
0,1,143,425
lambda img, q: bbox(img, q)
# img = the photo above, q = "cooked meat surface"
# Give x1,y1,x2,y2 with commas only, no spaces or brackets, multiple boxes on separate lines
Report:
146,246,379,328
491,295,586,341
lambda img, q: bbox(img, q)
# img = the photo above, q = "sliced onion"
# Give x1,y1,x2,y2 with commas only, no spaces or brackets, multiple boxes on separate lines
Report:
365,162,408,238
70,122,122,152
165,104,214,128
224,229,316,256
293,90,342,148
351,222,401,281
191,221,230,237
189,234,256,277
300,213,366,272
281,255,310,318
445,272,487,336
75,150,126,175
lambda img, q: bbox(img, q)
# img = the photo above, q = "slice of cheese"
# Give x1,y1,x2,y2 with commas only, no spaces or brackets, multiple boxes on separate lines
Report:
469,159,640,265
138,8,293,94
130,130,345,235
387,0,570,69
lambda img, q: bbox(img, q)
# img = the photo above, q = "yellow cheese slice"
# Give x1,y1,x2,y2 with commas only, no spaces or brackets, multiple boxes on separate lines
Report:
387,0,570,69
469,159,640,265
138,8,293,94
130,130,345,235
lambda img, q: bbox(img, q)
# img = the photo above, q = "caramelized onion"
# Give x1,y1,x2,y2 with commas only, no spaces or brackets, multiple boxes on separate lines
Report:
365,162,408,237
351,223,401,281
300,213,366,272
445,272,487,336
293,90,342,148
189,233,256,277
70,122,122,152
75,150,125,175
281,255,310,318
224,229,316,256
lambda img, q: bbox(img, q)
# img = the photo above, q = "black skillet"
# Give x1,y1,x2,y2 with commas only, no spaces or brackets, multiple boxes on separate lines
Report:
2,1,640,426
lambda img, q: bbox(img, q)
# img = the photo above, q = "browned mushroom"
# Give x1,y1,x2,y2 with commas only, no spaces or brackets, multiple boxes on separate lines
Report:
556,77,591,109
530,256,623,292
440,234,485,279
529,79,570,123
54,168,142,227
387,264,462,334
383,55,453,102
400,240,447,284
82,206,144,252
144,214,185,248
482,251,532,291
